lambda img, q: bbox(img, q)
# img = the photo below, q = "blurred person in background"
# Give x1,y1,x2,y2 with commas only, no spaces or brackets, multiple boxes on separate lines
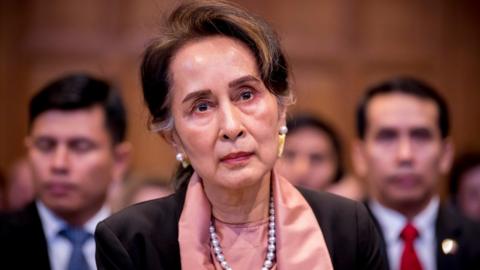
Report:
354,76,480,270
449,152,480,222
276,113,364,200
0,73,131,270
120,176,172,208
4,157,35,211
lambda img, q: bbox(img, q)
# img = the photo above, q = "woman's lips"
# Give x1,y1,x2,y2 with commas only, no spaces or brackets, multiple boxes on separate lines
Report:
220,151,253,166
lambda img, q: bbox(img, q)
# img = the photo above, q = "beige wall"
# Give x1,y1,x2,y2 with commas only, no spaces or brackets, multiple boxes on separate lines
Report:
1,0,480,181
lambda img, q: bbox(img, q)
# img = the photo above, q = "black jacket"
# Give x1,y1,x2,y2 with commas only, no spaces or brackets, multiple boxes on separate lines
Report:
0,202,51,270
95,186,388,269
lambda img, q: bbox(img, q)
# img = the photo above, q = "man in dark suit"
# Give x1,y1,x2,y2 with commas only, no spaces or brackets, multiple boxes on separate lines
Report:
0,74,130,270
353,77,480,270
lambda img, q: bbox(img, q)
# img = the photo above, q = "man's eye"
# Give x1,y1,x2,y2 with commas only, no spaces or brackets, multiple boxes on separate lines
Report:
375,130,397,141
411,129,432,141
34,138,56,153
69,139,96,153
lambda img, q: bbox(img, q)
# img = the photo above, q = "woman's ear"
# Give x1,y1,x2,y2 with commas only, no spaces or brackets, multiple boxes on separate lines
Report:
161,130,175,147
162,129,184,154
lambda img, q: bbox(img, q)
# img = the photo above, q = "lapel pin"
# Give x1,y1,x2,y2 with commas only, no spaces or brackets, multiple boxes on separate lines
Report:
441,238,458,255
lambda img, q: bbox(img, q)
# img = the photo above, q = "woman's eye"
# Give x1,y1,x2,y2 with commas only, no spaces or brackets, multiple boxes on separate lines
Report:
240,90,254,101
194,102,210,112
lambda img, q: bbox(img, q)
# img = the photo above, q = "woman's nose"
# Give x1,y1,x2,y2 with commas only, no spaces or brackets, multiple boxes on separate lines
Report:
219,104,244,141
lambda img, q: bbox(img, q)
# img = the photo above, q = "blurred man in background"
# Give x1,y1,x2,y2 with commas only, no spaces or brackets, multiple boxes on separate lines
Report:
0,73,130,270
354,77,480,270
4,157,35,211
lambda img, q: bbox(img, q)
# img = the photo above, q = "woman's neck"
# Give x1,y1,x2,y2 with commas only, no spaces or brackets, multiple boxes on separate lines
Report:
204,173,271,224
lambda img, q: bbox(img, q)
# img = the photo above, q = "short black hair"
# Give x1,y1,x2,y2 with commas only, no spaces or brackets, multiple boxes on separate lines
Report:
449,152,480,204
28,73,127,145
356,76,449,139
286,114,344,182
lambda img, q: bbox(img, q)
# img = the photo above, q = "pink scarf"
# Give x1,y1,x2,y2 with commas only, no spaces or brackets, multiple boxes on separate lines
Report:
178,171,333,269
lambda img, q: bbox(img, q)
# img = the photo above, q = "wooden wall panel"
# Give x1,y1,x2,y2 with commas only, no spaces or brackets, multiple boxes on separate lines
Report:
1,0,479,180
358,0,447,60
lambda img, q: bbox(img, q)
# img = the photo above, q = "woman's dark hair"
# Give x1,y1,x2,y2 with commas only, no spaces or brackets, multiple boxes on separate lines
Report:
28,73,127,145
356,76,449,140
449,152,480,205
140,0,292,189
286,114,345,183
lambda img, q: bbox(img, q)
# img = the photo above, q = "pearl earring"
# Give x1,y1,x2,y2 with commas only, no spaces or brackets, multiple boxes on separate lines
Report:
278,126,288,157
176,153,190,168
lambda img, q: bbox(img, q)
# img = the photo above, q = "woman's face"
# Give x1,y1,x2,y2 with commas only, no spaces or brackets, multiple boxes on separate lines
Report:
458,165,480,222
277,127,338,190
168,36,285,191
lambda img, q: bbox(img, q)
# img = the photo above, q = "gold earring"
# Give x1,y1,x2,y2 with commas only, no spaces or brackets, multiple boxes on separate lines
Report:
278,126,288,157
176,153,190,168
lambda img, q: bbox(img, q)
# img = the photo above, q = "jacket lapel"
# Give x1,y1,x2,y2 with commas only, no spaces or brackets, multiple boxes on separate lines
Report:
24,202,52,269
2,201,52,269
435,204,462,270
363,200,391,270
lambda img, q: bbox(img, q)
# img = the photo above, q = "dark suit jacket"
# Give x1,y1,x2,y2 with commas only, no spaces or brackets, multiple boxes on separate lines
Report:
366,202,480,270
95,186,388,269
0,201,51,270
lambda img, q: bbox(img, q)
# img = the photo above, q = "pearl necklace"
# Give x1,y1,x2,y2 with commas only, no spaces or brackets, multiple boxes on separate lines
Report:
209,194,276,270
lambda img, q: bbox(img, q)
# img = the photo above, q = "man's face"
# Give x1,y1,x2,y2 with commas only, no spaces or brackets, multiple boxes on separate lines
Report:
27,105,126,223
357,93,452,211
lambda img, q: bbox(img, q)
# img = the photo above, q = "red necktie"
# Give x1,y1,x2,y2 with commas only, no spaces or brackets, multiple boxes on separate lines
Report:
400,223,423,270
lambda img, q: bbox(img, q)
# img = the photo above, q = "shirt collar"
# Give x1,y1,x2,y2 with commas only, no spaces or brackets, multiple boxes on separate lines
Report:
369,197,439,243
369,199,406,243
36,200,110,239
36,200,67,242
412,196,439,240
83,205,110,235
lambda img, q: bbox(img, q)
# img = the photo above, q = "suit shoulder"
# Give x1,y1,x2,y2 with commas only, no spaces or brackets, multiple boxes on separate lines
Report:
298,187,362,220
297,188,372,241
297,188,387,270
95,193,183,269
99,193,180,237
0,202,41,234
439,203,480,236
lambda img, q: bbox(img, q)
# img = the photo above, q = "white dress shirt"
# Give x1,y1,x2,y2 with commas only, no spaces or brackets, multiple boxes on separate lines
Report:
37,200,110,270
369,197,439,270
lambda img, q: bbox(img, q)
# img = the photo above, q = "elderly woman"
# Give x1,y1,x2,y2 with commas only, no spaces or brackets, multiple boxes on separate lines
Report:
95,1,386,269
